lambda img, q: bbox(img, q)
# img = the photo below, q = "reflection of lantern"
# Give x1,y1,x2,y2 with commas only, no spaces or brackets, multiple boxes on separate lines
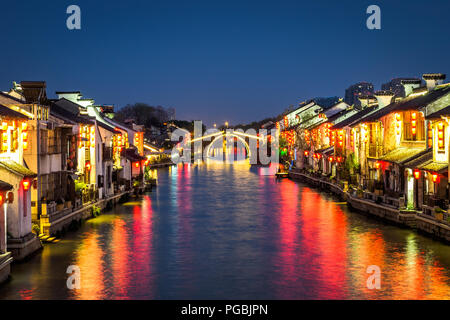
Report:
413,169,421,180
22,180,30,191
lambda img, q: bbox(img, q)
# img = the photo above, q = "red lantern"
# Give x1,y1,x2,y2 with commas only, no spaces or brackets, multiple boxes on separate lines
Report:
135,162,140,168
413,169,421,180
328,156,333,162
22,180,30,191
375,162,381,169
85,161,91,171
432,173,439,183
304,150,309,156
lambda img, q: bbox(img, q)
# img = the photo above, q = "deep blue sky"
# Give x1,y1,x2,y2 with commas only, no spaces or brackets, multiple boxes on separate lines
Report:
1,0,449,126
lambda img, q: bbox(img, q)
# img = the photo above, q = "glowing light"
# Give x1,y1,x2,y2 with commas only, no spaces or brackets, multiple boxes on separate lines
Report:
437,122,445,150
413,169,421,180
375,162,381,169
86,161,91,171
22,180,30,191
432,173,439,183
411,112,417,136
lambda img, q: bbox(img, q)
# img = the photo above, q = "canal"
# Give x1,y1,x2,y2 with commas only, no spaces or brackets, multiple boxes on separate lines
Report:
1,161,450,299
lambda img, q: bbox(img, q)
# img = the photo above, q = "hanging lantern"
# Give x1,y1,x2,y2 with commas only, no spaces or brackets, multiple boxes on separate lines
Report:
413,169,421,180
432,173,439,183
22,180,30,191
135,162,140,168
411,112,417,136
375,162,381,169
328,156,334,162
438,122,444,150
85,161,91,171
304,150,309,156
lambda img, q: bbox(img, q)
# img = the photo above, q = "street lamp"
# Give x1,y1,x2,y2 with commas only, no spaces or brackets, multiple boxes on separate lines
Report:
225,121,229,128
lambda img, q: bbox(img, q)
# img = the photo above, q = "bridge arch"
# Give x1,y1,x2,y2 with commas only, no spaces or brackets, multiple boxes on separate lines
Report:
204,133,252,160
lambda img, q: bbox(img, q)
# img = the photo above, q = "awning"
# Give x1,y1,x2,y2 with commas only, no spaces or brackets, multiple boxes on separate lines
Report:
0,180,13,191
419,162,448,173
122,148,146,162
0,160,37,178
403,150,447,174
315,146,334,155
378,147,426,165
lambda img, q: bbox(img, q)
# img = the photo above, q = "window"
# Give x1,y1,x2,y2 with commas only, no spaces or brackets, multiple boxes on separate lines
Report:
368,123,378,158
437,122,445,152
403,111,425,141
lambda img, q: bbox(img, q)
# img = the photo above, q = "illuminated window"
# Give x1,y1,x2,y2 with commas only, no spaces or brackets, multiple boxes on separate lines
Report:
437,122,445,152
427,122,433,148
403,111,424,141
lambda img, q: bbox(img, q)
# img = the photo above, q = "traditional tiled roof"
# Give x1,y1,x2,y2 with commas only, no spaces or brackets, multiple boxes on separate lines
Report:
97,120,120,133
315,146,334,155
0,91,26,105
50,99,93,125
355,85,450,124
420,161,447,173
0,160,37,178
402,149,447,173
0,104,29,120
51,98,81,115
423,73,446,80
0,180,13,191
426,105,450,119
331,106,376,129
378,147,427,165
122,148,146,162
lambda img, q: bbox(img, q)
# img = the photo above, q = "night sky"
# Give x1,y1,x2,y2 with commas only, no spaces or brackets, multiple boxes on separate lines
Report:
1,0,449,126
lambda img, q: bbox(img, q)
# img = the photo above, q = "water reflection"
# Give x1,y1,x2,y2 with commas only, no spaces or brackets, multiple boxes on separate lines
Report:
1,161,450,299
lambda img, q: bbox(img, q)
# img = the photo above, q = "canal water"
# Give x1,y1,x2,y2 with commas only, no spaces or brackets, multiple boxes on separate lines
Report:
1,161,450,299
